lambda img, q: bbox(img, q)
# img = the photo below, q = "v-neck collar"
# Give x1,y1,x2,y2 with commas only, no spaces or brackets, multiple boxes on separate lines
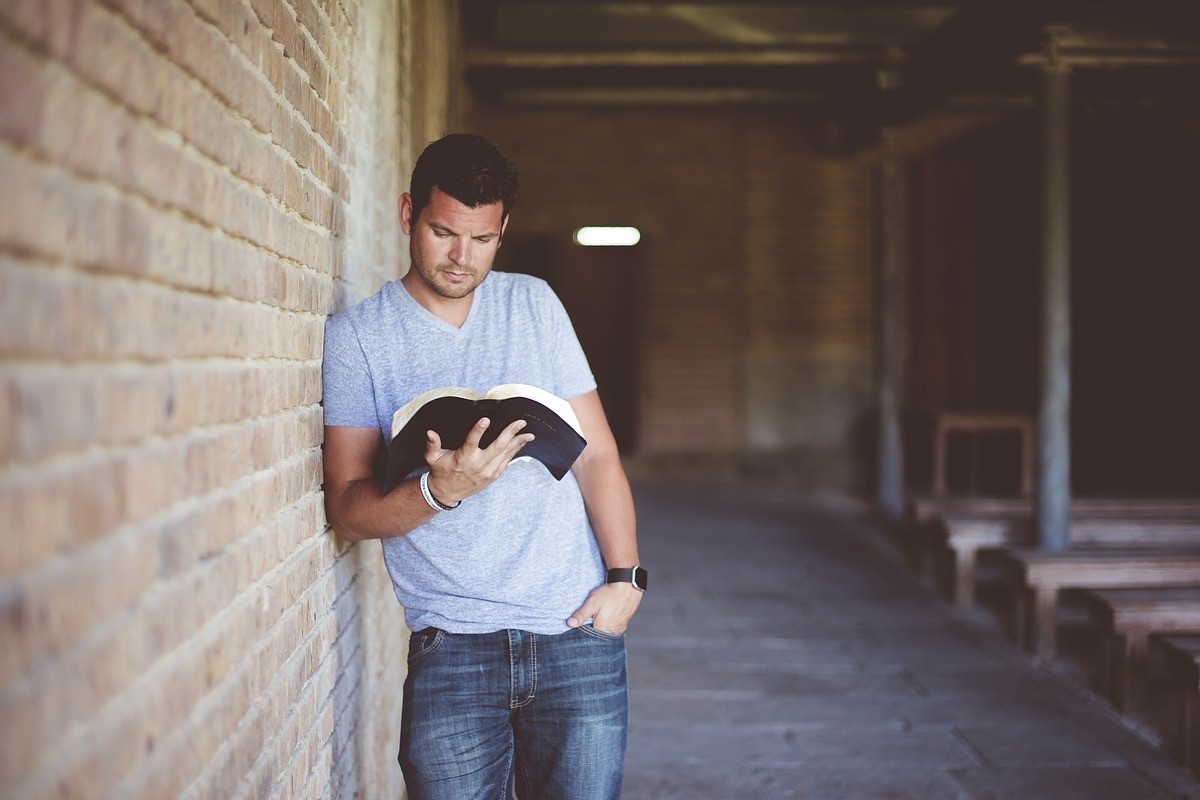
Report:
393,275,485,335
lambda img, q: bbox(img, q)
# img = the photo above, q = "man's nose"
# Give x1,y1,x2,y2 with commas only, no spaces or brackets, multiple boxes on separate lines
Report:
448,237,470,266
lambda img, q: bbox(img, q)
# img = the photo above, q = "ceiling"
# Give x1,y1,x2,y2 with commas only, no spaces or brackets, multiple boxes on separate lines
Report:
462,1,1200,145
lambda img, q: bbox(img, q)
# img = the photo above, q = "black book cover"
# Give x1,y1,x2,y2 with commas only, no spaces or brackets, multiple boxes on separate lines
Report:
382,385,587,492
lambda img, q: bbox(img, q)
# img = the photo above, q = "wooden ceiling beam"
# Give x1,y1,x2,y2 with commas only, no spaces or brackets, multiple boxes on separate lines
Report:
465,46,881,69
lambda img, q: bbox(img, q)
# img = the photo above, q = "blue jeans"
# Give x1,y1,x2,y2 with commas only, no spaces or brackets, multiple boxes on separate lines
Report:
399,625,628,800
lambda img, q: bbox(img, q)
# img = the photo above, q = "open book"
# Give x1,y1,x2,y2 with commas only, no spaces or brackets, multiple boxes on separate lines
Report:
382,383,588,492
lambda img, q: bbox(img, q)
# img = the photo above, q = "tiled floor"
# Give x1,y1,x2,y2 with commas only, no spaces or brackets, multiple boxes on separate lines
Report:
621,482,1200,800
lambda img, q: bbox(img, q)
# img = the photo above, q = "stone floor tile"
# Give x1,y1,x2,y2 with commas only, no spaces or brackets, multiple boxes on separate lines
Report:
629,689,910,727
623,764,970,800
753,766,969,800
949,766,1166,799
625,724,809,765
954,722,1128,768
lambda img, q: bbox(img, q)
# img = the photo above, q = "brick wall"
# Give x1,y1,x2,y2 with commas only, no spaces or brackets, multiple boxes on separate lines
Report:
0,1,457,797
743,117,877,490
473,106,879,490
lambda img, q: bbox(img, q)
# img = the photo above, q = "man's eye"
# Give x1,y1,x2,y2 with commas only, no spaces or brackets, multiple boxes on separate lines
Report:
434,230,451,238
475,237,494,244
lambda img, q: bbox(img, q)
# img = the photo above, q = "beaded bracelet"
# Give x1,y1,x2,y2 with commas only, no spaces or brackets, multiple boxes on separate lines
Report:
420,471,461,512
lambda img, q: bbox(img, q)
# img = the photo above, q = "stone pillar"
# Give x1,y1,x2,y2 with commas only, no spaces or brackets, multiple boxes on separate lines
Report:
876,131,906,522
1037,33,1072,550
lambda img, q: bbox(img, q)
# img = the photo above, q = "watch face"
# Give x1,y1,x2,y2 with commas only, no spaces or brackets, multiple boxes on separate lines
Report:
633,566,648,591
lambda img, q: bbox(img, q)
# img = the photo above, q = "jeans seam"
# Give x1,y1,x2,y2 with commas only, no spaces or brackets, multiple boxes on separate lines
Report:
512,632,538,709
531,632,539,703
500,739,514,800
408,628,445,664
512,731,529,798
508,630,517,709
580,623,624,641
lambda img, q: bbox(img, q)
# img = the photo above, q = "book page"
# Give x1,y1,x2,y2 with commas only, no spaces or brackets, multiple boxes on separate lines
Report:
482,383,584,435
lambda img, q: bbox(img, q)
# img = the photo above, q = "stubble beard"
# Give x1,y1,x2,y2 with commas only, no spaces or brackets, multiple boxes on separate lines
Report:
411,253,487,301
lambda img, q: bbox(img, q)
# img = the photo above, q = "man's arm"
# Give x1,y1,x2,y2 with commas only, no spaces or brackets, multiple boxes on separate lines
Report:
323,417,534,542
566,390,643,633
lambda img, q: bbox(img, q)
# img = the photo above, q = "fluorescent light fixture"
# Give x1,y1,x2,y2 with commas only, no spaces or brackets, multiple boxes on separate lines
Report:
573,227,641,247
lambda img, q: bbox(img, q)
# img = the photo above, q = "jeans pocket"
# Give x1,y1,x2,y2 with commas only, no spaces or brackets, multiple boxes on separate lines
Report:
408,627,445,663
579,623,625,641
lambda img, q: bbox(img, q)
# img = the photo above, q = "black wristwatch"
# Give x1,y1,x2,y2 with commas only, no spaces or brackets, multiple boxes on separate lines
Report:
606,566,648,592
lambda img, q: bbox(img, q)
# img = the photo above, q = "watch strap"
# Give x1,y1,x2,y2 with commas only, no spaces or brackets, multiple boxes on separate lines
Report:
606,566,648,592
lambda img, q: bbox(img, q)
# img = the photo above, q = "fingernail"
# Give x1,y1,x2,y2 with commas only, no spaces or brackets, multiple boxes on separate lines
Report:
567,618,579,627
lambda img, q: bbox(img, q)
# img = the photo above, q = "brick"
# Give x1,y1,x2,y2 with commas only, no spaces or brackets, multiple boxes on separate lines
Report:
0,464,76,580
177,566,340,800
0,259,325,363
0,0,79,56
157,453,320,579
2,498,328,798
0,526,158,690
0,404,320,586
55,6,338,235
0,374,14,467
0,159,331,315
105,0,343,195
0,33,52,150
229,614,345,800
4,367,101,464
289,0,348,95
0,146,77,261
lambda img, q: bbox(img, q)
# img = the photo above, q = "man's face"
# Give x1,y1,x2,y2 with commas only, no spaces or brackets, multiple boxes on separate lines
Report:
401,187,507,301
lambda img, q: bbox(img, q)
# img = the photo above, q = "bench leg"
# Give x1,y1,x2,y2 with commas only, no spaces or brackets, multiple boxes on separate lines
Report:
1186,692,1199,773
1013,587,1028,646
1032,587,1059,658
1111,631,1149,714
953,548,978,607
914,525,934,575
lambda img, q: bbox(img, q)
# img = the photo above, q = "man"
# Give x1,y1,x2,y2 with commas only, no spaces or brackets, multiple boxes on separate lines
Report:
321,134,644,799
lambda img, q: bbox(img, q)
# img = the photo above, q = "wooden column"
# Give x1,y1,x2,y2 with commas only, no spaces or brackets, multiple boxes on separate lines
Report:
876,131,906,522
1037,33,1072,551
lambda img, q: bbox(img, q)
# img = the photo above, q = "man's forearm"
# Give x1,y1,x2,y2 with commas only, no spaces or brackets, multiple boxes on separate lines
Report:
326,477,439,541
568,446,642,632
323,418,534,542
575,450,639,568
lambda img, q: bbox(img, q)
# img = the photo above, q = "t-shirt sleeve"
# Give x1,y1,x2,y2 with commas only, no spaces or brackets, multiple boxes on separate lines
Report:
321,314,380,428
538,283,597,400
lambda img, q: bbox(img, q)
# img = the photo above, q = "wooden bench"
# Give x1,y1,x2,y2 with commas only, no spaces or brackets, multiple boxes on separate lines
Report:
1159,635,1200,772
997,548,1200,658
941,516,1200,606
906,497,1030,574
907,409,1033,566
911,496,1200,526
910,496,1031,525
1084,588,1200,713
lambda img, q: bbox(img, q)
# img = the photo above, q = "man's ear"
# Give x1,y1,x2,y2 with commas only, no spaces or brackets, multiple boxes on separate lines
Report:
498,213,510,247
399,193,414,235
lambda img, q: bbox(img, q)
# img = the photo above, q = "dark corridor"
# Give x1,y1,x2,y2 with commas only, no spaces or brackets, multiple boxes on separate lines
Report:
499,234,642,454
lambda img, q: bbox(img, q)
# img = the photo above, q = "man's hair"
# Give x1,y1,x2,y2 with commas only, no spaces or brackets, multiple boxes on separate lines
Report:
409,134,519,225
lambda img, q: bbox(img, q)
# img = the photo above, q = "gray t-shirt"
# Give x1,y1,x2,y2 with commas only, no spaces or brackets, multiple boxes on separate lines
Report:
322,271,604,634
